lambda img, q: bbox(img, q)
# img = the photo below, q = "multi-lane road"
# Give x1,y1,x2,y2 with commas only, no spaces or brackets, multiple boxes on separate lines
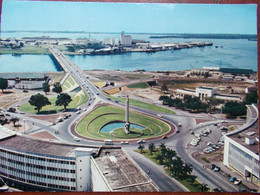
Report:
9,47,247,192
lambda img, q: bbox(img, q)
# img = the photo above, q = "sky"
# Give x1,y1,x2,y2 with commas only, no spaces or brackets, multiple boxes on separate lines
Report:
0,0,257,34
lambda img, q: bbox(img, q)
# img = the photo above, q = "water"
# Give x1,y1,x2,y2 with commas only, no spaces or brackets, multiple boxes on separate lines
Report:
0,54,57,72
100,122,144,133
0,32,257,72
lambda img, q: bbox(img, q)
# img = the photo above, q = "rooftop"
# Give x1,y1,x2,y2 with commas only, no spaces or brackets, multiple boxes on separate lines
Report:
94,148,159,192
0,126,98,158
0,72,45,79
229,121,259,155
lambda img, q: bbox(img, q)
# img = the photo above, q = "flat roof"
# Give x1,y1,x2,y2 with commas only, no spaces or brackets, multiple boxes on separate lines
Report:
0,130,98,158
229,121,259,155
94,148,159,192
0,72,45,79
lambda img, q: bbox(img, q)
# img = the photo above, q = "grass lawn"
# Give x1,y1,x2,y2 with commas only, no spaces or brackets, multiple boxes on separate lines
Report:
127,82,149,89
19,90,88,114
108,96,175,114
0,45,49,54
76,105,171,140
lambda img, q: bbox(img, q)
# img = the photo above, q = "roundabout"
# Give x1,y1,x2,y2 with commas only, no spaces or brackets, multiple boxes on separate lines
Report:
74,104,174,141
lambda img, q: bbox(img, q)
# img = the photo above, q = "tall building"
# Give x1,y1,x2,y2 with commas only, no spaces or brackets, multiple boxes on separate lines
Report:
120,31,132,47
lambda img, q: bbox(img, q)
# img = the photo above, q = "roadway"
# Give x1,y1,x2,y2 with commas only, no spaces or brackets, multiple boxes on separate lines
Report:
13,46,246,192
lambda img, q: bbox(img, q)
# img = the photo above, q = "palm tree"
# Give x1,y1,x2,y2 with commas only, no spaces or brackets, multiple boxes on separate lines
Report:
183,163,193,178
165,149,177,169
155,154,164,165
159,143,167,156
138,144,145,153
148,143,155,155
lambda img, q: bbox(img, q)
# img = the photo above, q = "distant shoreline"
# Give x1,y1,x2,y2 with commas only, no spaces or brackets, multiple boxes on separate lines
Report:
1,31,257,40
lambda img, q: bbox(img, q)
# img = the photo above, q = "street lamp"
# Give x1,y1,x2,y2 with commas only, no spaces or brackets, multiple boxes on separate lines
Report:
23,119,26,133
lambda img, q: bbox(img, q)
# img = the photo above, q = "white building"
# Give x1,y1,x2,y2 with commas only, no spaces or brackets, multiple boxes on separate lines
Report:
195,86,217,100
120,32,132,47
223,104,259,187
15,80,45,89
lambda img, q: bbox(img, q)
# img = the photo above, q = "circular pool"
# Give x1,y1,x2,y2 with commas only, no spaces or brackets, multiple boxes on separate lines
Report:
100,122,144,133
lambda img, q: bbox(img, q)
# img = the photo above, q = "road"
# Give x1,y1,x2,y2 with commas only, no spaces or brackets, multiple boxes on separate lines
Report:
8,46,246,192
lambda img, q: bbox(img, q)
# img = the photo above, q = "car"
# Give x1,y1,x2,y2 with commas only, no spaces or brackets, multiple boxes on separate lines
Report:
76,111,81,114
190,130,194,134
137,140,146,144
230,176,237,182
214,166,220,172
210,164,216,169
234,179,241,185
178,123,182,127
52,122,56,126
74,137,81,142
120,141,129,145
239,188,247,192
83,108,87,111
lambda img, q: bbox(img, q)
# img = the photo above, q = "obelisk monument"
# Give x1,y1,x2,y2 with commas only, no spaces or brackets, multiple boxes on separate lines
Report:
125,95,130,134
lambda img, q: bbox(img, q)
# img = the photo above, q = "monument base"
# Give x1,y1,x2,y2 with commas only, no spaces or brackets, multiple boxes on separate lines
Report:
125,123,130,134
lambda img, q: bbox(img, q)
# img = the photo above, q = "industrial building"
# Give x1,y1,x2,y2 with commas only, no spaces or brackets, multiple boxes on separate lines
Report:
0,126,159,192
0,73,46,90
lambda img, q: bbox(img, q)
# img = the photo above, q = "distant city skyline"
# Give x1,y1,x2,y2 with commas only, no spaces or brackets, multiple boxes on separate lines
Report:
1,1,257,35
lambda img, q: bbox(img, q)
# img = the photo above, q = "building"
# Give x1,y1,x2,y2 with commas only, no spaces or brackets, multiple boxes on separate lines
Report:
0,73,46,90
175,86,242,102
0,126,159,192
195,86,217,100
120,32,132,47
223,104,259,187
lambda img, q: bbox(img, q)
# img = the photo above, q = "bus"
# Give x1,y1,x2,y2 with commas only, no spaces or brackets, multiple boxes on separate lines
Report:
104,139,113,145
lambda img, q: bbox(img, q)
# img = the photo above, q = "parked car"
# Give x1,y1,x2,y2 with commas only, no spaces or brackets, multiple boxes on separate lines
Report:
230,176,237,182
214,166,220,172
234,179,241,185
210,164,216,169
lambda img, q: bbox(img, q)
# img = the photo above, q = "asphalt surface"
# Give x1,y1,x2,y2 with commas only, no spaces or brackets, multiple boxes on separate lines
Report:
5,47,255,192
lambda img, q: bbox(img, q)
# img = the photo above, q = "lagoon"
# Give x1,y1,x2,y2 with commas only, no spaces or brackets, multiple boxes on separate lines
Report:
0,34,257,72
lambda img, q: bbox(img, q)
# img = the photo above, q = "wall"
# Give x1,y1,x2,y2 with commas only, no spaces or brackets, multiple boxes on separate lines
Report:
90,157,112,192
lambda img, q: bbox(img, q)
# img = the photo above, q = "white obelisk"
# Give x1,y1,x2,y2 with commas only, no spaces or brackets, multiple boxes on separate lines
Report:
125,95,130,134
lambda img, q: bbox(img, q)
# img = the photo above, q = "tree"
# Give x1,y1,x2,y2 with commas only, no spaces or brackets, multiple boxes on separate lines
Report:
55,93,72,110
155,154,164,165
42,82,50,95
222,102,247,118
52,82,62,94
10,117,19,127
0,78,8,92
29,93,51,113
183,163,193,178
138,144,145,153
148,143,156,155
159,143,167,156
204,72,210,79
161,83,168,92
244,90,258,105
